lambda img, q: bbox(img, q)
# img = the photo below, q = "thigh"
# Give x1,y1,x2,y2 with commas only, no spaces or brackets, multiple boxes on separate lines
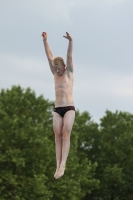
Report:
53,112,63,135
63,110,75,133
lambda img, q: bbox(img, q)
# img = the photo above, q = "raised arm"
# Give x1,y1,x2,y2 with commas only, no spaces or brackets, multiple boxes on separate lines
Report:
63,32,74,73
42,32,54,74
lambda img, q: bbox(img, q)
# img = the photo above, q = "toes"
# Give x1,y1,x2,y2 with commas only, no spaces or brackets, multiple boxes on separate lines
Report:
54,173,57,178
54,166,65,179
55,173,61,179
54,170,59,178
55,170,65,179
55,171,60,179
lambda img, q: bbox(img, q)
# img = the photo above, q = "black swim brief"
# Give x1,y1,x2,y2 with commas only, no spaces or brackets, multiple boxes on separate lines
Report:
54,106,75,117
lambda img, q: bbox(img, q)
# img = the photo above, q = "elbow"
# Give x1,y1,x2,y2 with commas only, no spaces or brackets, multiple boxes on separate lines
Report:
67,54,72,59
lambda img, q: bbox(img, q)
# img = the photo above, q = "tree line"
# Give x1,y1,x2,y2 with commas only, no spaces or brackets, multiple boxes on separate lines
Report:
0,86,133,200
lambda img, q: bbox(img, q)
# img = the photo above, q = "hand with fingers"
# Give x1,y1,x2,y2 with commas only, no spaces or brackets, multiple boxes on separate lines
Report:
63,32,72,41
42,32,48,41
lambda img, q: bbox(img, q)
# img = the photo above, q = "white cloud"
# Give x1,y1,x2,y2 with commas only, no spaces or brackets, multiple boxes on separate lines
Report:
69,0,91,7
74,63,133,98
37,0,71,23
103,0,125,6
69,0,125,8
0,53,54,98
0,0,71,23
112,76,133,97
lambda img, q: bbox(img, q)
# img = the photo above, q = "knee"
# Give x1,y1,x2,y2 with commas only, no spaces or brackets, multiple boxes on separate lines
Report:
62,128,70,138
54,128,62,138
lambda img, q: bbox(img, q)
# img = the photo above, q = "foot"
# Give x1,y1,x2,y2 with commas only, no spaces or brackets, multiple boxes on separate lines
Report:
54,168,59,178
54,165,65,179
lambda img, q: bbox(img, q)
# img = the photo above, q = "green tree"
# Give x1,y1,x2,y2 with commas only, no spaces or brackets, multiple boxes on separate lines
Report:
84,110,133,200
0,86,54,199
0,86,100,200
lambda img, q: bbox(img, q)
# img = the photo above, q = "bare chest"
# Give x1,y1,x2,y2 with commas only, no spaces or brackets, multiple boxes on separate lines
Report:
54,72,73,89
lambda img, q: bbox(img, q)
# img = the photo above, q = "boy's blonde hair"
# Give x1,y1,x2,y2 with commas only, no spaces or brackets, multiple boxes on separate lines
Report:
52,56,65,67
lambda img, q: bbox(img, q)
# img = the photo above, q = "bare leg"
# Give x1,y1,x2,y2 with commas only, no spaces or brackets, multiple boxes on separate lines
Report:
55,133,70,179
55,110,75,179
54,136,62,177
53,112,63,178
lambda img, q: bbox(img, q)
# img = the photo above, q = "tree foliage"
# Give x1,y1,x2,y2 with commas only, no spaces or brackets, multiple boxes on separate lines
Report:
0,86,98,199
85,110,133,200
0,86,133,200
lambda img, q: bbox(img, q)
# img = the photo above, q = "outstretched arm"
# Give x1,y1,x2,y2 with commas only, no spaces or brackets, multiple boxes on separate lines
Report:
63,32,74,73
42,32,54,74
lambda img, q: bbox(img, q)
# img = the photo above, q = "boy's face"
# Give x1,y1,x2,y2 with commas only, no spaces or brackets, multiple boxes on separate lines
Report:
54,64,66,76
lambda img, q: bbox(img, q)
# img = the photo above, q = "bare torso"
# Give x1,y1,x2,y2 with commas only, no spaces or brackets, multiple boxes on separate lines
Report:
54,69,74,107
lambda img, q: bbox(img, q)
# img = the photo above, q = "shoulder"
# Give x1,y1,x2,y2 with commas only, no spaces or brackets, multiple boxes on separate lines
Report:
48,59,55,75
66,66,74,74
66,68,74,80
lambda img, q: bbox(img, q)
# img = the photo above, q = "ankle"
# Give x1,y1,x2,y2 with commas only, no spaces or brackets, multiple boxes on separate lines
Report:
60,163,65,168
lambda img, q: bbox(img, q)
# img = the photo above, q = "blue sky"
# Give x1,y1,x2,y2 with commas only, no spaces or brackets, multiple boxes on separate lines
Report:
0,0,133,122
